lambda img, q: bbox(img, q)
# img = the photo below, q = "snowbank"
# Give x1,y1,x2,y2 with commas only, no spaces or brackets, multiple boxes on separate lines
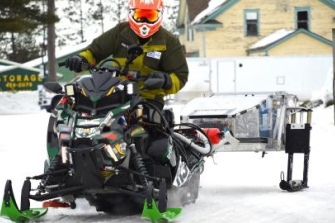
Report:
0,91,41,115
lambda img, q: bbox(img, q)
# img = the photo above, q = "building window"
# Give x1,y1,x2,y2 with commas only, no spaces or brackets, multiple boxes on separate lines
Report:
245,10,259,36
295,7,310,30
297,11,308,29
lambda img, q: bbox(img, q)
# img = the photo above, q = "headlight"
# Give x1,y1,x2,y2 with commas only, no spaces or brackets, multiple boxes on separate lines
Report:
65,84,76,96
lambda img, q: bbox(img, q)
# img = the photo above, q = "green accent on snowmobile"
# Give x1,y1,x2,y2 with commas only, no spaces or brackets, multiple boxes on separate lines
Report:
46,144,59,162
141,199,182,223
90,94,102,102
0,180,48,222
1,201,48,223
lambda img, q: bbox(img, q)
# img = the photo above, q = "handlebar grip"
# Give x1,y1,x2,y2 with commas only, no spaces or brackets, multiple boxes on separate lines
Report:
58,61,66,67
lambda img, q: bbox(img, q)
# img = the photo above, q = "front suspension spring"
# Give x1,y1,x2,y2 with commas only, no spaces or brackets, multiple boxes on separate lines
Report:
130,144,149,189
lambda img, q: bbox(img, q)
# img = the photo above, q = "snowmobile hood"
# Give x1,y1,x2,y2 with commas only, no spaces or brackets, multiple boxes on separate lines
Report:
78,72,121,102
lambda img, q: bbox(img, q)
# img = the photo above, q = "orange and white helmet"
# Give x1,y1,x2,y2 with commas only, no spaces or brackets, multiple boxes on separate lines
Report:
128,0,164,38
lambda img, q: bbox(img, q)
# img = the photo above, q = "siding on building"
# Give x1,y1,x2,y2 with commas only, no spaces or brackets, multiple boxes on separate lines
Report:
267,33,332,56
178,0,335,57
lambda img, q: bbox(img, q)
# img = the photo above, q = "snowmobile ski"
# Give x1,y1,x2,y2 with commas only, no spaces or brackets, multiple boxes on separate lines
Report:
141,182,182,222
0,180,48,222
141,199,182,223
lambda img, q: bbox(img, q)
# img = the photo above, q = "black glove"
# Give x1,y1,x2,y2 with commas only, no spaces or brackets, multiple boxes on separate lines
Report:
64,55,87,72
146,72,172,90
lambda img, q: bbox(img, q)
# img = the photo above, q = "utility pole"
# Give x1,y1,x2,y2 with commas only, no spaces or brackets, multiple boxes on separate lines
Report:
41,0,47,81
47,0,56,82
333,28,335,125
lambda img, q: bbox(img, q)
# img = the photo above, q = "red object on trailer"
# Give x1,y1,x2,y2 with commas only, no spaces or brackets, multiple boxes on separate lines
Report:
202,128,221,144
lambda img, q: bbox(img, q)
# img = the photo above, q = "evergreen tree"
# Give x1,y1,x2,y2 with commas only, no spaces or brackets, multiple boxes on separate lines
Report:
7,32,41,63
0,0,58,62
0,0,43,33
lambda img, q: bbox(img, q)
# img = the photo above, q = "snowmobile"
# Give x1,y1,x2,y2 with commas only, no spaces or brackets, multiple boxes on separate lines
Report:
0,44,215,223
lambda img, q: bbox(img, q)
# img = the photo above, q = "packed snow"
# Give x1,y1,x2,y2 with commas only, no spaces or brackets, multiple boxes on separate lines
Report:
0,91,335,223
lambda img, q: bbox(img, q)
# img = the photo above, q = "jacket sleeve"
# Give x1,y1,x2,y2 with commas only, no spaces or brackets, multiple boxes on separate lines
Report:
160,35,188,95
79,24,121,64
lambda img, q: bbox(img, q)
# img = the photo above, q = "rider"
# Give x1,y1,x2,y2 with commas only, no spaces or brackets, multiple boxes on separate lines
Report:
63,0,189,166
65,0,188,110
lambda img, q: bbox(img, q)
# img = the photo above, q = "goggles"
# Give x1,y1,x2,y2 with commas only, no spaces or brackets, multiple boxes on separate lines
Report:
131,9,161,23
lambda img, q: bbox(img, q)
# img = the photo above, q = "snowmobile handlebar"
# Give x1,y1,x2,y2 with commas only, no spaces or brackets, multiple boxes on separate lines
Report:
58,45,166,90
58,44,144,75
57,59,122,76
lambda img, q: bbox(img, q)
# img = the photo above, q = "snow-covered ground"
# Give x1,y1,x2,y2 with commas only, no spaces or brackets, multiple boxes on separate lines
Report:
0,91,335,223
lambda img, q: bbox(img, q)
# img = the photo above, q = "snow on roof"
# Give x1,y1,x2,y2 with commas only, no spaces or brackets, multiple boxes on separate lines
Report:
0,59,40,72
249,29,295,50
0,59,64,79
23,40,93,68
0,59,25,67
191,0,228,25
0,65,39,73
0,65,6,70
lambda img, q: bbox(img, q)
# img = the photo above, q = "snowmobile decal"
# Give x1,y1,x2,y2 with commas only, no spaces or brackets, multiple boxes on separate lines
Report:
173,158,191,187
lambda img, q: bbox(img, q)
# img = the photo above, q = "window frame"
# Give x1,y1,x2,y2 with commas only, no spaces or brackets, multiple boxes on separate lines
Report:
295,7,310,30
244,9,260,37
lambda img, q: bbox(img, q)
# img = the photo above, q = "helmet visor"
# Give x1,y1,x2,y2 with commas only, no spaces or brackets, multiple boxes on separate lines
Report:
131,9,160,23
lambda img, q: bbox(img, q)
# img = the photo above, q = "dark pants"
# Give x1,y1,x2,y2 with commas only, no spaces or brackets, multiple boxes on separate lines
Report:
143,99,164,123
141,99,173,165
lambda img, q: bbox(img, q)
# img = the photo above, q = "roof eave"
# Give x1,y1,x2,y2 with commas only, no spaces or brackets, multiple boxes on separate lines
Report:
200,0,239,24
319,0,335,11
192,22,223,31
248,29,333,53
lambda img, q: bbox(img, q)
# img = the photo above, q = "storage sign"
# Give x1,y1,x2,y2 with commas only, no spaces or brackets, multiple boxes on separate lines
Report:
0,67,43,91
